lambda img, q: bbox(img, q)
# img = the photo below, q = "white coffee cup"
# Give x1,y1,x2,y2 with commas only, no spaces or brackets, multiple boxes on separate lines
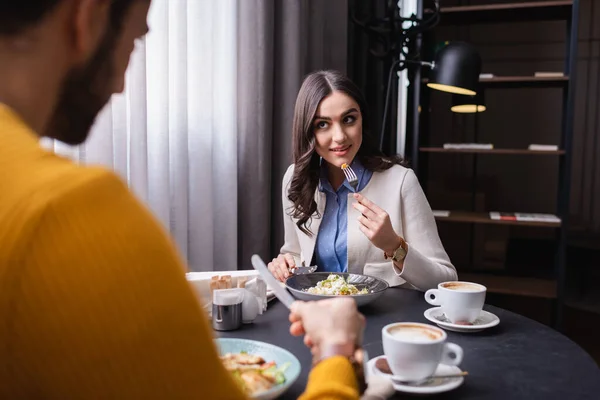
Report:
382,322,463,381
425,281,486,324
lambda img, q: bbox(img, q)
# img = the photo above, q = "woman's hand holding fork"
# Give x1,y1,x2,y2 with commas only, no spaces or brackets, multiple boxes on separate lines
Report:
267,253,296,282
352,193,404,257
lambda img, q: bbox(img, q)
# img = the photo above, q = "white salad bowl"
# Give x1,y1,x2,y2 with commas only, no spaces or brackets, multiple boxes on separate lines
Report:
284,272,388,307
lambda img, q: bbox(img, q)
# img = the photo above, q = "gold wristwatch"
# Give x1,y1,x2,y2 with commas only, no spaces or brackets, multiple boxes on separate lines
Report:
384,236,408,262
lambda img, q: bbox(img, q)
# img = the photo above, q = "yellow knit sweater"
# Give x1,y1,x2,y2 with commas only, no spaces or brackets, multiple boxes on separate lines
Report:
0,104,359,399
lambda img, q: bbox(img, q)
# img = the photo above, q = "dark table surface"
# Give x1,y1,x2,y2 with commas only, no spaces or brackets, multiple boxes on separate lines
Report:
218,287,600,399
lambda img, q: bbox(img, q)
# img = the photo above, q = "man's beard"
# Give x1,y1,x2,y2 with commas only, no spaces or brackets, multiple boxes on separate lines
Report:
45,28,118,146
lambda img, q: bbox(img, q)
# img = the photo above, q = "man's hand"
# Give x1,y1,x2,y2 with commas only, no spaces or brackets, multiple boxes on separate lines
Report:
288,298,365,360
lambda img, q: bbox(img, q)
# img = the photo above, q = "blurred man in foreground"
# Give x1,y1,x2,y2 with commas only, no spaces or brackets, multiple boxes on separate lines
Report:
0,1,364,398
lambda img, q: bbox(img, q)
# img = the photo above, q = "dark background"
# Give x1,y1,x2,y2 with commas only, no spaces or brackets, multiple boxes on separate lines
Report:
346,0,600,363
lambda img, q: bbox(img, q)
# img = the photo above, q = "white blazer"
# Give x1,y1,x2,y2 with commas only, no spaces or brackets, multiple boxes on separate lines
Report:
279,163,457,291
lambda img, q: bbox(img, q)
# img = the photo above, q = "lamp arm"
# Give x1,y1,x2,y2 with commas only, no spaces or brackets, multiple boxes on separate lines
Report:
350,0,441,60
398,59,435,70
378,58,435,150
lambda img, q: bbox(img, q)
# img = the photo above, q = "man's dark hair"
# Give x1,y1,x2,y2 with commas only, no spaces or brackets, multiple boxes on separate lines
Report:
0,0,136,36
0,1,60,35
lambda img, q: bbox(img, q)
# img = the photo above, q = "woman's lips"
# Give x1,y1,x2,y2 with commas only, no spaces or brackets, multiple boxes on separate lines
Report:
330,145,351,156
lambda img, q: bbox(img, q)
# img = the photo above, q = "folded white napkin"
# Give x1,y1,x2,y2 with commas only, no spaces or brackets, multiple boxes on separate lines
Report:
245,277,268,313
361,374,395,399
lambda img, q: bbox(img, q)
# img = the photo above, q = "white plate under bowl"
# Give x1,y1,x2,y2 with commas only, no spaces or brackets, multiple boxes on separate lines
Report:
366,355,465,395
424,306,500,333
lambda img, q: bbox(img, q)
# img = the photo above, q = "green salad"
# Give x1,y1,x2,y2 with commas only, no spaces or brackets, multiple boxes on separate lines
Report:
221,351,290,395
306,274,369,296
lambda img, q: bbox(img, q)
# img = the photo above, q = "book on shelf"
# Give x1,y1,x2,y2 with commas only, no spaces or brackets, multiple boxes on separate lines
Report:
489,212,517,221
534,71,564,78
528,144,559,151
443,143,494,150
514,213,561,223
489,212,561,223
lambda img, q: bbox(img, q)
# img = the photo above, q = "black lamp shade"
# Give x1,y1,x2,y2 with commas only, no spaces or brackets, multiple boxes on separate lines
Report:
451,90,486,113
427,41,482,96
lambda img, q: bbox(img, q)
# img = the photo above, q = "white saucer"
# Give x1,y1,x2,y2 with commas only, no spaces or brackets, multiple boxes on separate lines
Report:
424,307,500,333
366,356,465,395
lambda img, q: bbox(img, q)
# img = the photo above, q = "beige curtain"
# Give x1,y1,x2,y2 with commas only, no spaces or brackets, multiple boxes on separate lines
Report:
237,0,348,267
43,0,350,271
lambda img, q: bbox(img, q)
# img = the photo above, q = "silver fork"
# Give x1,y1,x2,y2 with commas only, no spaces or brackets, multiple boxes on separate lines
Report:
341,163,359,191
289,265,317,275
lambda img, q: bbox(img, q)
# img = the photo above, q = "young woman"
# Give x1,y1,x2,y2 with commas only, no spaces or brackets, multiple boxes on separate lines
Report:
268,70,457,291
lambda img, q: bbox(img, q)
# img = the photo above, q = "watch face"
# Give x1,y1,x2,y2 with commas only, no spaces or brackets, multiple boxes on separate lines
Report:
395,247,407,260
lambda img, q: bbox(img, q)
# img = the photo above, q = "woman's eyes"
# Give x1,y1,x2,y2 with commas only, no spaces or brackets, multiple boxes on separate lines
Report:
343,115,357,124
316,121,329,129
314,115,357,130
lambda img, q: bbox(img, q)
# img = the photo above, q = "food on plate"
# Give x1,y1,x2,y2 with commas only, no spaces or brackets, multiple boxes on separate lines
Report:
220,352,289,396
305,274,369,296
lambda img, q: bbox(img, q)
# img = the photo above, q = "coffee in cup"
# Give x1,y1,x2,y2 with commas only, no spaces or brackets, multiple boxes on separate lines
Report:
388,323,443,342
440,282,482,291
382,322,463,381
425,281,486,324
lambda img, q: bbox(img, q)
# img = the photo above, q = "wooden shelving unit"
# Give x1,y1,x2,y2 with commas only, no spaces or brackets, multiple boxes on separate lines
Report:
434,211,561,228
480,75,570,88
460,272,557,299
408,0,580,329
423,75,569,88
420,147,565,155
425,1,573,25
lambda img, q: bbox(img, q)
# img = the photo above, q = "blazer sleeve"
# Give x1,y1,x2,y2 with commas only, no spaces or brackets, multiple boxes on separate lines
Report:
278,165,302,265
394,168,458,290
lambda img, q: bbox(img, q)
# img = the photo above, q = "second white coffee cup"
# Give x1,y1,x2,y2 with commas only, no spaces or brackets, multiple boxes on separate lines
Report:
382,322,463,381
425,281,487,324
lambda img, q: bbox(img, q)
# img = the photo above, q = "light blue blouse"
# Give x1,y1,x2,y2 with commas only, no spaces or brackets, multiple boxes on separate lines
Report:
314,159,373,272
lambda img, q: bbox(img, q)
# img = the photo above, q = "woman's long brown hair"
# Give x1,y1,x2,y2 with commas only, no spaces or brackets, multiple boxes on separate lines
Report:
288,70,405,236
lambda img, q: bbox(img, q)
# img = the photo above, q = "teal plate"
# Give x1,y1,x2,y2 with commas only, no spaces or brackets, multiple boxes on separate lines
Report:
215,338,301,399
